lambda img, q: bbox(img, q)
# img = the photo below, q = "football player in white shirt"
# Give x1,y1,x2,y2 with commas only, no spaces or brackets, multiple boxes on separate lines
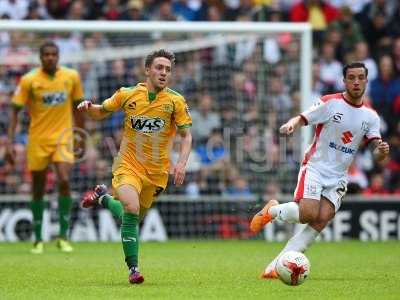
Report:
250,62,390,279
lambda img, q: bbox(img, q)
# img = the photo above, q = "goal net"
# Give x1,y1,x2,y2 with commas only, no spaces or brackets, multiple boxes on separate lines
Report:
0,20,312,241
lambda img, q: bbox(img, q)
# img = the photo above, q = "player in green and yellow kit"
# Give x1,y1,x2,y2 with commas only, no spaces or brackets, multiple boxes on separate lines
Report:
78,49,192,284
6,41,84,254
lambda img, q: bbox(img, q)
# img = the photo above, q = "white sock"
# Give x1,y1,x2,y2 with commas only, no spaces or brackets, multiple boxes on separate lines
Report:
268,202,300,224
265,225,319,272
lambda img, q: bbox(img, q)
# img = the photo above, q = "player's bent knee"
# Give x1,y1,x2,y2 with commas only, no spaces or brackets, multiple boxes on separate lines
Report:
123,202,140,214
309,220,327,233
310,215,333,232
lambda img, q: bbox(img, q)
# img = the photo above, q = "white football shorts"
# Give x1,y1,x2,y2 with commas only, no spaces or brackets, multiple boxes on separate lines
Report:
293,165,347,212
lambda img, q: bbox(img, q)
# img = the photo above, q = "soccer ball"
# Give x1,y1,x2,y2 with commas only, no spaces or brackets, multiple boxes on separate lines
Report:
276,251,310,286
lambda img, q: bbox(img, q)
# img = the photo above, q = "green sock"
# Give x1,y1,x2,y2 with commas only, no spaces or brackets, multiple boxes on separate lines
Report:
101,195,124,220
31,200,44,242
121,213,139,269
58,196,72,239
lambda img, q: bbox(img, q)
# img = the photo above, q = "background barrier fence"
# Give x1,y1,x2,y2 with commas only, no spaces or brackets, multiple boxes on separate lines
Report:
1,195,399,242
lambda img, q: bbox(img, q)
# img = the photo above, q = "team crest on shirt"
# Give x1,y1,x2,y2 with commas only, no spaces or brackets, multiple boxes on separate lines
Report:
127,102,136,110
130,116,165,133
163,104,173,113
332,112,343,123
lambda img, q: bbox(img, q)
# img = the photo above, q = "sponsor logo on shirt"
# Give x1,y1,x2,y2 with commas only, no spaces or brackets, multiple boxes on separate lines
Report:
341,131,353,144
42,92,67,105
329,142,356,155
130,116,165,133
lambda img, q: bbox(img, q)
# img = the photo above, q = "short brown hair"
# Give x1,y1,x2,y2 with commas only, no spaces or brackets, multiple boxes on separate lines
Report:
343,62,368,78
145,49,175,68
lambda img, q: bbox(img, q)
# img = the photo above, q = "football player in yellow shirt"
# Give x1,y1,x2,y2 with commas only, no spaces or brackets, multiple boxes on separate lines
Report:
5,41,85,254
78,49,192,284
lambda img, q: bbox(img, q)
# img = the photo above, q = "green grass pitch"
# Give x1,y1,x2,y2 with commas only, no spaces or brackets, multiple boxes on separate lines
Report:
1,241,399,300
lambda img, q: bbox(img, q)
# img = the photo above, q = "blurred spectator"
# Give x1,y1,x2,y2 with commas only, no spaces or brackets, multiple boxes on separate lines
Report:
363,173,389,195
102,0,123,20
0,0,29,19
98,59,136,135
190,93,221,144
0,86,10,136
369,54,400,136
98,59,136,100
262,180,282,201
185,180,200,198
24,1,51,20
0,32,32,84
352,41,378,88
330,0,371,14
170,137,202,197
53,33,83,63
67,0,89,20
357,0,396,57
196,128,226,167
318,41,343,93
289,0,339,43
170,138,202,174
328,6,364,60
224,0,256,21
347,161,369,194
223,175,253,197
120,0,148,20
4,173,21,193
153,1,177,21
311,61,324,99
171,62,199,100
172,0,207,21
228,71,255,113
46,0,71,19
281,40,300,90
391,37,400,76
386,134,400,193
263,76,292,128
79,62,99,100
388,3,400,38
220,104,242,136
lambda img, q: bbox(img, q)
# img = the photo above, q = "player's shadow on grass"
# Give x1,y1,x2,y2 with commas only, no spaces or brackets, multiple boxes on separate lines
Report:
311,276,373,281
88,281,169,288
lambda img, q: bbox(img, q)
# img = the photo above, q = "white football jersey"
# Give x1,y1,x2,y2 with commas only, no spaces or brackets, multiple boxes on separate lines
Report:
300,93,381,177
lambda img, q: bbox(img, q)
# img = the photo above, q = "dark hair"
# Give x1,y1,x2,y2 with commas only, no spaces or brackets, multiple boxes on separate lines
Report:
39,40,59,56
144,49,175,68
342,62,368,78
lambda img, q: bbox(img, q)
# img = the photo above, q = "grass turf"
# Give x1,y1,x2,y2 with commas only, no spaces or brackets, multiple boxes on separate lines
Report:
1,241,399,300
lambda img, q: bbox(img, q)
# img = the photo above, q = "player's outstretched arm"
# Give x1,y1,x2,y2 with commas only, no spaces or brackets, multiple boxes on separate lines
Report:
279,115,306,136
173,127,192,186
77,100,111,120
5,105,21,166
369,139,390,162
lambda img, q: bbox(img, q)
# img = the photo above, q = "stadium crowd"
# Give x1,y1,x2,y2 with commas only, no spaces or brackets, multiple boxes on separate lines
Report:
0,0,399,198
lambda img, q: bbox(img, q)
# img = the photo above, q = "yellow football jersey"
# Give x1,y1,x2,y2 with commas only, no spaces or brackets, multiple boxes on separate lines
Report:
103,83,192,177
12,66,84,144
